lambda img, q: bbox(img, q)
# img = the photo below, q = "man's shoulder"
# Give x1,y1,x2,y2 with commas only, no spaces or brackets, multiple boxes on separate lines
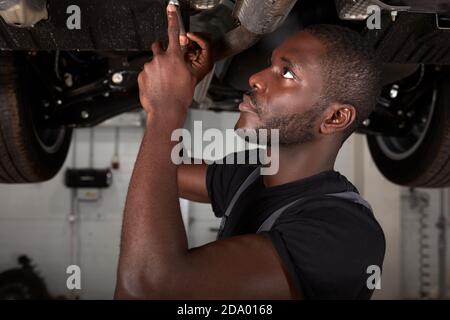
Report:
283,190,375,219
275,192,385,246
265,195,386,300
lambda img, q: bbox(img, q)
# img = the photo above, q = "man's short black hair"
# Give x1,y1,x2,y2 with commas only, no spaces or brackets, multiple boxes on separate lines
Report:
303,24,382,142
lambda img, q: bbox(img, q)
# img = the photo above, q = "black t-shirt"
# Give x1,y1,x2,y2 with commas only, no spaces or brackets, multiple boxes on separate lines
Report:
206,153,386,300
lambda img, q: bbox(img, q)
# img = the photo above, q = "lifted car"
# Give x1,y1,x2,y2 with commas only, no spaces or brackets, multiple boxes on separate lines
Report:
0,0,450,187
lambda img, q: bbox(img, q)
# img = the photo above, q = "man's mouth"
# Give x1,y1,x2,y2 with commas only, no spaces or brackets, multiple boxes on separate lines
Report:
239,94,258,115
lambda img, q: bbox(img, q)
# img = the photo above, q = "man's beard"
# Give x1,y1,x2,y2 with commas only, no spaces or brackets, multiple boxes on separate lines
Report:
251,99,326,145
236,90,328,146
235,107,324,146
255,101,327,145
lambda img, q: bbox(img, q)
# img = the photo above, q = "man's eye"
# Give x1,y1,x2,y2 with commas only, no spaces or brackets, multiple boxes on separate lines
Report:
282,68,295,80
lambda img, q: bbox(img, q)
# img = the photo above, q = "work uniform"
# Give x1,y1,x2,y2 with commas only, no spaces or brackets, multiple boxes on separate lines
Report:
206,152,386,300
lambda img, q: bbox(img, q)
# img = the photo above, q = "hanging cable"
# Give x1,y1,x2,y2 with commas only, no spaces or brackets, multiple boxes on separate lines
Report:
409,188,432,299
111,127,120,170
437,188,447,299
69,130,80,299
89,128,95,168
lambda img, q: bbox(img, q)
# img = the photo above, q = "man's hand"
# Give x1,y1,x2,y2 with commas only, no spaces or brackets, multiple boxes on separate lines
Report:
185,32,214,85
137,4,196,123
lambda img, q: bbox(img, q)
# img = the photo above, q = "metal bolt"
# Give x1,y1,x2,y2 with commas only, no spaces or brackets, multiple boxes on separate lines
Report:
363,119,371,127
81,110,90,119
390,85,399,99
112,73,124,85
64,73,74,88
391,11,398,22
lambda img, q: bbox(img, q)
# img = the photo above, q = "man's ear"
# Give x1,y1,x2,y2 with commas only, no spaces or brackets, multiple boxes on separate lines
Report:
320,103,356,136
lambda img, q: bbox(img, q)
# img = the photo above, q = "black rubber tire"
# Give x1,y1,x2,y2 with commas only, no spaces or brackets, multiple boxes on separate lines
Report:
0,53,72,183
368,76,450,188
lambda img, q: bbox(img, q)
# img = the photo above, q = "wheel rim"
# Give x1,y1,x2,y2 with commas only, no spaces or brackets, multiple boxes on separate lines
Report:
31,121,67,155
375,86,437,161
25,53,69,155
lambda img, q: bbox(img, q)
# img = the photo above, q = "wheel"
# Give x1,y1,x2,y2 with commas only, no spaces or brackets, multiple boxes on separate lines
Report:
0,256,50,300
368,70,450,188
0,52,72,183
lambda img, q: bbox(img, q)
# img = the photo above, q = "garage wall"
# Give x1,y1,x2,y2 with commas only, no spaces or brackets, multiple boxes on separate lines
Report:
0,127,145,299
358,135,402,300
0,110,402,299
399,187,450,299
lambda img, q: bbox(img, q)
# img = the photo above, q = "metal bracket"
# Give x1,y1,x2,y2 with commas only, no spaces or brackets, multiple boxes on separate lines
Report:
436,13,450,30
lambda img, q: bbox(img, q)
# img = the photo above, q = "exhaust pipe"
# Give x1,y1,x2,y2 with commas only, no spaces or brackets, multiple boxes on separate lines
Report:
0,0,48,27
213,0,298,61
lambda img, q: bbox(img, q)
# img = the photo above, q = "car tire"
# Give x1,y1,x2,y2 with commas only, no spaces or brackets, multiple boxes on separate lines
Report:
368,74,450,188
0,52,72,183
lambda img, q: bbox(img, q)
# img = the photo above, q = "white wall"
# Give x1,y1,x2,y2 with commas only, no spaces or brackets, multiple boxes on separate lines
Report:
399,187,450,299
0,110,403,299
0,127,147,299
357,135,402,300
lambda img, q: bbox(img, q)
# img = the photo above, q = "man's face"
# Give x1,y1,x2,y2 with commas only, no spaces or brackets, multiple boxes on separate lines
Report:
235,32,328,145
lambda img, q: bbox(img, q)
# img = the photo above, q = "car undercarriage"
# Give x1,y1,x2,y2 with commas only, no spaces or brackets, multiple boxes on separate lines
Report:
0,0,450,187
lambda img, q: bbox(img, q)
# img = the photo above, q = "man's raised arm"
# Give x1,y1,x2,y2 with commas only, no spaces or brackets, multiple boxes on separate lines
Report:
178,163,210,203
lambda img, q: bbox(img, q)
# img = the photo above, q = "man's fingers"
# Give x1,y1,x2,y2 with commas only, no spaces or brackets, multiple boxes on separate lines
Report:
179,35,189,47
151,41,163,55
186,32,209,51
167,4,181,53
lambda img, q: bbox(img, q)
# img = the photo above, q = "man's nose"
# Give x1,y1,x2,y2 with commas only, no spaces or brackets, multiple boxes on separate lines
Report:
249,71,267,94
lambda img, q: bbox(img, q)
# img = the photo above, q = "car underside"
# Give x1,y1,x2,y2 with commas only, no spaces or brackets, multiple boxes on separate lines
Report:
0,0,450,187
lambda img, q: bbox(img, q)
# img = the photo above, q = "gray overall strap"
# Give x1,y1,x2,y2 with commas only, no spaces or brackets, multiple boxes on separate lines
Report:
256,198,303,233
223,166,261,218
327,191,373,212
256,191,373,233
217,167,261,239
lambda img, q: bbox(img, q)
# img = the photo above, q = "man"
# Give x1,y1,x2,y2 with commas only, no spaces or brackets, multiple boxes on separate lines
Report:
115,3,385,300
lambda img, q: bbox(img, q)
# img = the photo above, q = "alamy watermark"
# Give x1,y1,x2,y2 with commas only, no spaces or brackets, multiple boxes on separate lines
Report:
171,121,280,176
66,265,81,290
66,5,81,30
366,265,382,290
366,5,382,30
